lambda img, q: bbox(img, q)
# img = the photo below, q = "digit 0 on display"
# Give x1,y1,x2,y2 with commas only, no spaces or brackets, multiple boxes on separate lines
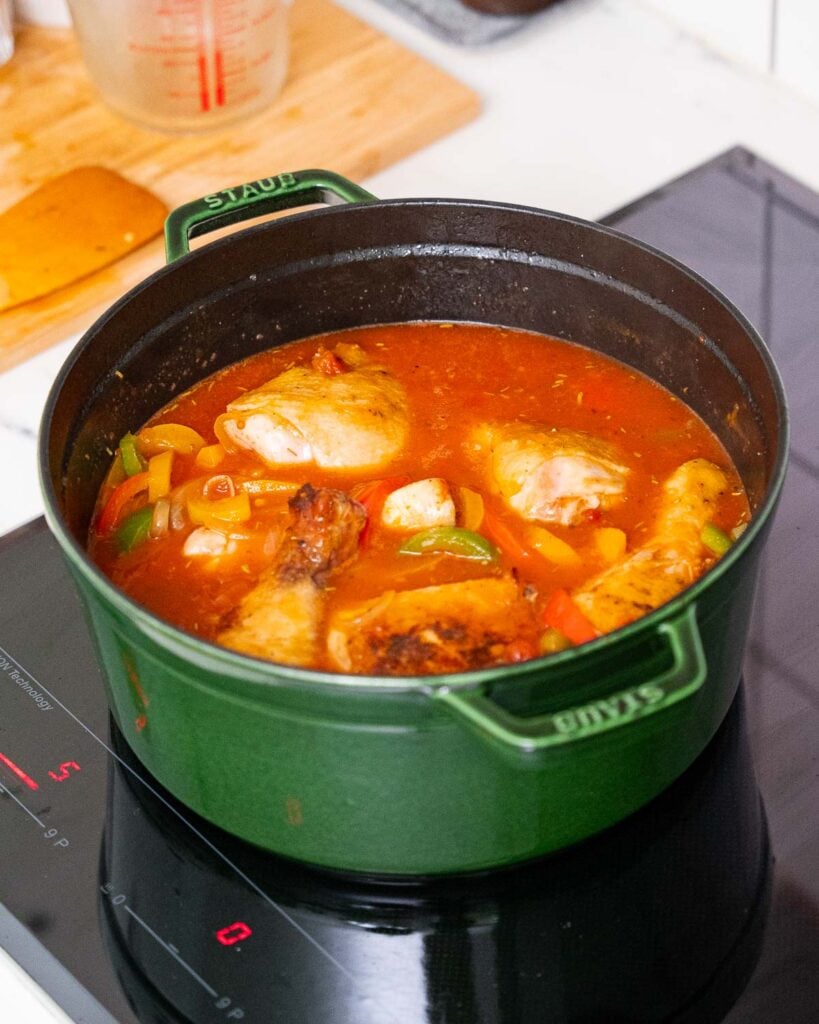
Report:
215,922,253,946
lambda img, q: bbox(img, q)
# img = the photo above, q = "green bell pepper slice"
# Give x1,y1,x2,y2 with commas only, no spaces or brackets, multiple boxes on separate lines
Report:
701,521,732,556
116,505,154,552
119,432,146,477
399,526,499,562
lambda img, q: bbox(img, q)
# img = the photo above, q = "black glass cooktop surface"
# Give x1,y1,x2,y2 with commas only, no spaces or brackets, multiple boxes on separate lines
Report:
2,146,819,1022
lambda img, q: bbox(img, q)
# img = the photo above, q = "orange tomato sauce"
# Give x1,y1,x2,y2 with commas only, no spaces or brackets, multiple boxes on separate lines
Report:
89,323,749,666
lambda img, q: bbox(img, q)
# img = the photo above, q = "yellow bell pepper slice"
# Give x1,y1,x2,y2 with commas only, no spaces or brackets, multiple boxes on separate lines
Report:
195,443,226,470
138,423,206,457
527,525,581,566
594,527,627,563
148,450,174,503
187,491,251,530
457,487,485,531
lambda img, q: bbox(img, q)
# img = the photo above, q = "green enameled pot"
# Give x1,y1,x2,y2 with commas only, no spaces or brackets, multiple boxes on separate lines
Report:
39,170,788,875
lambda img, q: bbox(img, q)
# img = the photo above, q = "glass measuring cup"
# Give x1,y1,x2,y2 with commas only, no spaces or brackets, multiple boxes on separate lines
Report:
66,0,290,133
0,0,13,67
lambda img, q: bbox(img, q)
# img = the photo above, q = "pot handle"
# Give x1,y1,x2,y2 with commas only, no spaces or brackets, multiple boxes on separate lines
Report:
434,605,707,753
164,169,377,263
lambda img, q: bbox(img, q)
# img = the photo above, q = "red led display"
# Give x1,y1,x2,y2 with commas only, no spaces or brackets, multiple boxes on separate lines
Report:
215,922,253,946
48,761,81,782
0,751,39,790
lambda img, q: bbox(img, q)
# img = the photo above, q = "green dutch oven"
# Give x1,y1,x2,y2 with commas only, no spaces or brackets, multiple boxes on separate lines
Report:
39,170,788,875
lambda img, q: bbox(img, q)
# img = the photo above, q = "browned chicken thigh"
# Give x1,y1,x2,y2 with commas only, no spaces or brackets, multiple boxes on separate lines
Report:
573,459,729,633
327,576,539,675
218,484,366,665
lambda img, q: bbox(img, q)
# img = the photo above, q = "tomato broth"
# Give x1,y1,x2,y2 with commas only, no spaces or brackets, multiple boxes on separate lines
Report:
89,323,749,674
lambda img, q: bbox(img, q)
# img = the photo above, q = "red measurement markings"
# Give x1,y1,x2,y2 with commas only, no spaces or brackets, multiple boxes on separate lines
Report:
214,48,226,106
198,51,211,112
195,1,211,112
0,751,39,791
216,922,253,946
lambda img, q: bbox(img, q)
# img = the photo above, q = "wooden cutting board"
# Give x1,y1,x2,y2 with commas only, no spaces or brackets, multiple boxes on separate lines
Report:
0,0,480,372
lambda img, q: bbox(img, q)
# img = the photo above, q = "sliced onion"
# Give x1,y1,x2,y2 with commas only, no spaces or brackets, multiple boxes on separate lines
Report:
204,474,236,500
150,498,171,539
326,628,352,672
169,500,187,532
168,477,207,531
242,479,299,497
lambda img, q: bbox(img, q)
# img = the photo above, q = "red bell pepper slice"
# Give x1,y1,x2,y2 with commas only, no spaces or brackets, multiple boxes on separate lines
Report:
481,509,533,565
542,589,599,646
96,471,150,535
353,476,412,546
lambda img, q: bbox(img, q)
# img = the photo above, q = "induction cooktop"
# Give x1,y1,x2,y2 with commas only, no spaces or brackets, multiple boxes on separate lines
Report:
2,146,819,1023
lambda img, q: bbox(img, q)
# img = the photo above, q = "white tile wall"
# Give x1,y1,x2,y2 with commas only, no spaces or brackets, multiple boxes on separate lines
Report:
641,0,819,106
776,0,819,105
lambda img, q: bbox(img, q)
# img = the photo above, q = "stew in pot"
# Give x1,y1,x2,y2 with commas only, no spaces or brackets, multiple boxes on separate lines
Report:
88,323,749,675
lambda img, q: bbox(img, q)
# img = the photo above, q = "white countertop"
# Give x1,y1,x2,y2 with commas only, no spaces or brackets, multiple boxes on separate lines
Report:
2,0,819,1017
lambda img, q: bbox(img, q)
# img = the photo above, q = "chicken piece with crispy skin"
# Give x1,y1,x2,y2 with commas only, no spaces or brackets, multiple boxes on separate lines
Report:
473,423,629,527
218,484,365,666
215,342,409,472
573,459,729,633
327,576,539,676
